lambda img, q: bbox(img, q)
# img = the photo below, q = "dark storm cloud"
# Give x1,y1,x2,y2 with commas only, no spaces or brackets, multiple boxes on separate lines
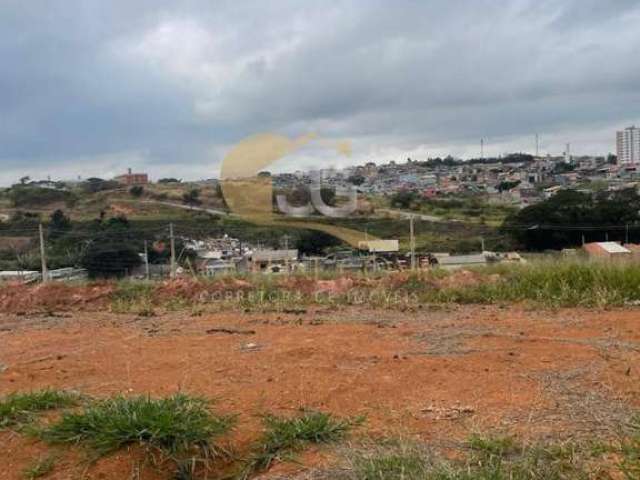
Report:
0,0,639,183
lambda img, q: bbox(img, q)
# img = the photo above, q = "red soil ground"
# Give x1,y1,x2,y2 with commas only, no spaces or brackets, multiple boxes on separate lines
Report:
0,305,639,479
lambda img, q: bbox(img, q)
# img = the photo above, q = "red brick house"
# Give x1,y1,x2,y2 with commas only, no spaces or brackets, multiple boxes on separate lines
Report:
114,168,149,185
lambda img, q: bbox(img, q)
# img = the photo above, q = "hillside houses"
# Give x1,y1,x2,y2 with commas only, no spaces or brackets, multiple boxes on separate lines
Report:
269,153,638,210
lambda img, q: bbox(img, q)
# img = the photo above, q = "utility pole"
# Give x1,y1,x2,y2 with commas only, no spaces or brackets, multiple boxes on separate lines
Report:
480,138,484,161
38,223,48,283
409,215,416,271
481,236,485,252
282,234,290,250
626,224,630,244
169,223,176,279
144,240,150,281
535,133,539,157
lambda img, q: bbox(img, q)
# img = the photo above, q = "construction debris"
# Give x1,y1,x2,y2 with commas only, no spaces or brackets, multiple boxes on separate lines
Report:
206,327,256,335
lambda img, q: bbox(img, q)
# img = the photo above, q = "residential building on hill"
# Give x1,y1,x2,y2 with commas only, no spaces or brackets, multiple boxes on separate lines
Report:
115,168,149,185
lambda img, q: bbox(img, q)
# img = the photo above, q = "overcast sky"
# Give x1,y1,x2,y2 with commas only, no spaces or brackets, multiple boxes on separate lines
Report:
1,0,639,185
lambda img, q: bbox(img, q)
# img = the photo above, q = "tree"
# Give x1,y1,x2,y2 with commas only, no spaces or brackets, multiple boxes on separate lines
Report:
274,186,311,208
158,178,181,183
19,176,30,185
320,187,336,207
80,214,141,278
182,188,201,205
48,209,71,240
497,180,521,192
129,185,144,197
82,178,120,193
296,230,342,255
147,236,196,265
553,162,576,174
348,174,366,186
390,190,419,210
214,183,228,207
502,188,640,250
81,245,141,278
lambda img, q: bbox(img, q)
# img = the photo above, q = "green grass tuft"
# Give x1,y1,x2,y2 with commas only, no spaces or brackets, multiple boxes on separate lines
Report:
39,393,235,458
22,455,57,479
241,410,363,478
0,390,81,429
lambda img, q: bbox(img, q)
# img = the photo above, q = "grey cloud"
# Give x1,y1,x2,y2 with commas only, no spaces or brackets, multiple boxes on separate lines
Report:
0,0,639,185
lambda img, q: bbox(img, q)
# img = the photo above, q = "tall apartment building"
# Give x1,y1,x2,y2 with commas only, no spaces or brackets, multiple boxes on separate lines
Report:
616,126,640,165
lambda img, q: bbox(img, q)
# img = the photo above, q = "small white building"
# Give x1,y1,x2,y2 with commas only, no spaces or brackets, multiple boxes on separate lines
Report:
583,242,632,259
358,240,400,253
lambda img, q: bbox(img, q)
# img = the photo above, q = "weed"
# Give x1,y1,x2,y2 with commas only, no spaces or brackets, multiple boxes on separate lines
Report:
241,411,363,478
22,455,56,479
136,301,156,317
620,414,640,479
346,439,431,480
173,458,197,480
101,259,640,311
111,281,155,313
0,390,81,429
338,435,606,480
426,260,640,308
39,394,235,458
467,433,517,456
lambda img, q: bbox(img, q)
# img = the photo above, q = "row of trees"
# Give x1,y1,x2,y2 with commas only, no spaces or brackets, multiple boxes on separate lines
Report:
502,188,640,250
0,206,346,277
0,209,184,277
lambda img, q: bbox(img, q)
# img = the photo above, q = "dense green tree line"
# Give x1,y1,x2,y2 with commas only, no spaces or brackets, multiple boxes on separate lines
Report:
502,188,640,250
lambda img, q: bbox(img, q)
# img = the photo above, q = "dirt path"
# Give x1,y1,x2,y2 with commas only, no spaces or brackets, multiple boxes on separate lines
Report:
0,306,639,479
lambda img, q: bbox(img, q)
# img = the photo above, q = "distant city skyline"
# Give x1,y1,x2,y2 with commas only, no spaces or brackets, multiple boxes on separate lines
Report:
1,130,628,186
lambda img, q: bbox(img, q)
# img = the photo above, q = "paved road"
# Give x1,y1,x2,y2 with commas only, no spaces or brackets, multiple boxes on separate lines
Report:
145,201,454,225
141,200,231,217
375,208,448,223
140,200,461,228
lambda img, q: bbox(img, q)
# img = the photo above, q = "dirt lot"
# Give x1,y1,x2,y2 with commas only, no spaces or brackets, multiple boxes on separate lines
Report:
1,305,639,479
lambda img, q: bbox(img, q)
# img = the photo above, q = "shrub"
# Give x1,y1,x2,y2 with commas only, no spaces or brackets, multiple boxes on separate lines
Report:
8,187,77,208
182,189,201,206
129,185,144,197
